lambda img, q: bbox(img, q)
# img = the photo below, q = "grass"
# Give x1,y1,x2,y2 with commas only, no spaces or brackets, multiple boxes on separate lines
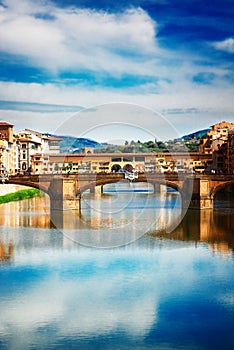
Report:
0,188,44,204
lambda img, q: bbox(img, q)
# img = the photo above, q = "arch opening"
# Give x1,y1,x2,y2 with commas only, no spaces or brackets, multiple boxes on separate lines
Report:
0,183,50,228
213,183,234,208
123,164,133,172
111,164,122,173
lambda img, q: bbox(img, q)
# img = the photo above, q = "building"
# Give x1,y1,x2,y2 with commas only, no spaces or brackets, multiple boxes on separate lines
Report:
16,130,42,173
0,122,14,174
15,129,61,174
227,129,234,174
0,137,6,174
46,136,61,154
199,121,234,154
0,121,14,143
212,128,234,174
34,152,212,175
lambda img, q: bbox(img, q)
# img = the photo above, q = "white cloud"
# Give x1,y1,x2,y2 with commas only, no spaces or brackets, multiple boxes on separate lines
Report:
0,0,159,75
213,37,234,54
0,79,233,111
0,79,234,138
0,0,233,138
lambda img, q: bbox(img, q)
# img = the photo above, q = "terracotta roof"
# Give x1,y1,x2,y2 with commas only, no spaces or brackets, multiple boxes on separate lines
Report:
0,121,14,126
48,136,62,141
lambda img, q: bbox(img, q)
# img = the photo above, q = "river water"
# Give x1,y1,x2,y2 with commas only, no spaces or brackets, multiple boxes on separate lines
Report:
0,183,233,350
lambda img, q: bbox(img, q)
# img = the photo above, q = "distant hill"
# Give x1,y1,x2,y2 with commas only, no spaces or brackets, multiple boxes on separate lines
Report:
47,127,211,154
50,135,107,153
59,136,101,153
181,128,210,140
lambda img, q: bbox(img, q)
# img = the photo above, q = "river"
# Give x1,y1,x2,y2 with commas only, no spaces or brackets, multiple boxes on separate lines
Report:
0,183,233,350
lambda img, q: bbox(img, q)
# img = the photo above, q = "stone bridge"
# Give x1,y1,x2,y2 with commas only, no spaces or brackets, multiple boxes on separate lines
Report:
8,173,234,212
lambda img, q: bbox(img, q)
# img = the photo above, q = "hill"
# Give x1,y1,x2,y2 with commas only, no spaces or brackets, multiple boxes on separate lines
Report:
54,135,106,153
181,128,210,140
50,127,210,154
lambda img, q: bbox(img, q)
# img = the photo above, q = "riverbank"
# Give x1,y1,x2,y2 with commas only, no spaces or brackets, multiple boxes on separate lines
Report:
0,185,43,204
0,184,29,195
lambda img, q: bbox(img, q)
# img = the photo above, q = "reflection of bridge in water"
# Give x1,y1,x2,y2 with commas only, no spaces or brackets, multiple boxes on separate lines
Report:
0,208,233,259
149,209,234,255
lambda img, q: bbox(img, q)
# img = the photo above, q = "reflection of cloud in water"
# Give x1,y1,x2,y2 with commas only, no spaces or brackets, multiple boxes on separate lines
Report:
0,245,232,349
217,293,234,311
0,254,158,347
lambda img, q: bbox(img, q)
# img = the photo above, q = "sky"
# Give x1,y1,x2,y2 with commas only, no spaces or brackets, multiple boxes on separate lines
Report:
0,0,233,140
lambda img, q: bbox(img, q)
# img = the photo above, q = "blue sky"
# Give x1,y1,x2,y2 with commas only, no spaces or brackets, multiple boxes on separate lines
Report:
0,0,233,139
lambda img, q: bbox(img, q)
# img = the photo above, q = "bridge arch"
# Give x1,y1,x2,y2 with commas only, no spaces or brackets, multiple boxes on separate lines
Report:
80,177,183,197
111,164,121,172
7,177,51,197
210,181,234,200
123,164,133,172
163,180,180,193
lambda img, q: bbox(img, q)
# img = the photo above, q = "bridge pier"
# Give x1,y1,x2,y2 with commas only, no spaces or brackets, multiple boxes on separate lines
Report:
189,197,213,209
153,183,160,193
90,185,103,194
153,183,166,193
189,178,213,209
49,177,81,229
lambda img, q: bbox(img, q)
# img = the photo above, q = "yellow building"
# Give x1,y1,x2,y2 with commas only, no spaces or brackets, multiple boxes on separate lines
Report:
0,138,6,174
33,152,211,175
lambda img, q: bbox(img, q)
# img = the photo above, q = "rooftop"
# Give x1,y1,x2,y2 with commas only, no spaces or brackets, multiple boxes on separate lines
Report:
0,121,14,126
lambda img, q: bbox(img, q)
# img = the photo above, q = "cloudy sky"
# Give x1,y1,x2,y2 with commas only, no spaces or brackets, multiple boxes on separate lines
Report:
0,0,233,139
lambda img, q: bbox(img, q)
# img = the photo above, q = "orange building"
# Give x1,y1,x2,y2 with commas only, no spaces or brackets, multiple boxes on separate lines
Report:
199,121,234,154
0,121,14,143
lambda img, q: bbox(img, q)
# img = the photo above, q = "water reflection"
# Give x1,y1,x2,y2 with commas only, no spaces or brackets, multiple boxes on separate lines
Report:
0,231,233,350
0,196,51,228
0,190,233,349
0,241,14,262
0,190,233,254
61,189,182,248
151,209,234,255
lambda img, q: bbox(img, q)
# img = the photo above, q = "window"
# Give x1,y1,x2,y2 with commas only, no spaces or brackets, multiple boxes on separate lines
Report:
135,156,145,162
22,144,26,149
49,141,59,146
123,157,133,162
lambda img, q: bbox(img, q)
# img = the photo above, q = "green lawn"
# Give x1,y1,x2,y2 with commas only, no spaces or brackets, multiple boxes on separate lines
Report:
0,188,44,204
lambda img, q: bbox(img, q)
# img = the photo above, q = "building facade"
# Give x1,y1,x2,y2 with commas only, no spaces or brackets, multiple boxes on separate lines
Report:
199,121,234,154
32,152,212,175
0,122,14,174
212,129,234,174
0,119,233,175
